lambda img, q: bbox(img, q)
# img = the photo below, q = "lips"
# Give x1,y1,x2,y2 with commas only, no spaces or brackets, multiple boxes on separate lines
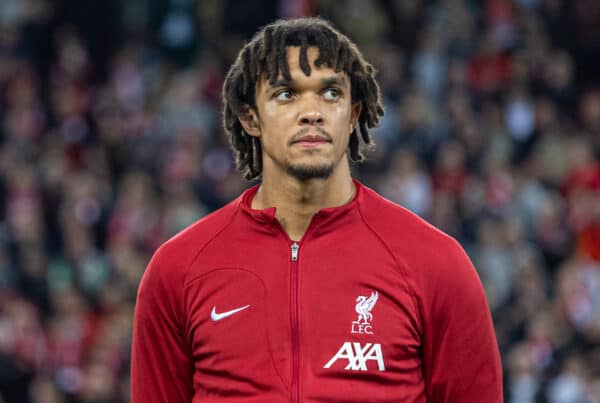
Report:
292,134,331,144
290,128,332,147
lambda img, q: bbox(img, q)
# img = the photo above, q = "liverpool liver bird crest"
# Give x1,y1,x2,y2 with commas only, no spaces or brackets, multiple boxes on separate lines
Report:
355,291,378,324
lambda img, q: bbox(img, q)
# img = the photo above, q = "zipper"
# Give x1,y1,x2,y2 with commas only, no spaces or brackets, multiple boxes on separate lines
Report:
290,241,300,403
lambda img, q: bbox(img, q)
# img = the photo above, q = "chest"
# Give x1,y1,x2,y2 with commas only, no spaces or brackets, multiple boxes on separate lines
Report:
183,235,426,402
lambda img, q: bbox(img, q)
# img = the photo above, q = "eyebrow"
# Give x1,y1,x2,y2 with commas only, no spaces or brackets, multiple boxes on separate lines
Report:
269,78,294,89
321,76,347,87
268,75,347,89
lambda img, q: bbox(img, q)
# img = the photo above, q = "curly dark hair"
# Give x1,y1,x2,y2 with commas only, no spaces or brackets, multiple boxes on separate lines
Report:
222,17,384,180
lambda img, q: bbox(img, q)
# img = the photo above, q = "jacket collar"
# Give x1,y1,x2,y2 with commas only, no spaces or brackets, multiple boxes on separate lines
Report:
237,179,363,234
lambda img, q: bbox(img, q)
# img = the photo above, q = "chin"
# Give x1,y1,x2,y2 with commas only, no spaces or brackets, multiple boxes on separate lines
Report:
286,163,334,181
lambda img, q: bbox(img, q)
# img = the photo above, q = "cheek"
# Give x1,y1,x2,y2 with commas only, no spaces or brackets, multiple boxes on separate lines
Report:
331,104,354,131
260,105,296,133
257,106,292,151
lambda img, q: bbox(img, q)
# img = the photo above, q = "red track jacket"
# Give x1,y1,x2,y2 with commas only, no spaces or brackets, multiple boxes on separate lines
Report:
131,180,502,402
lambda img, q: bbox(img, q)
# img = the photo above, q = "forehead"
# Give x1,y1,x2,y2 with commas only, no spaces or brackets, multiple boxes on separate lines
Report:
256,46,348,91
286,46,319,73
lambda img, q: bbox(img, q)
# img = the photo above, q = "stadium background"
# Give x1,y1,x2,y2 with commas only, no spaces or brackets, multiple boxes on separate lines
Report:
1,0,600,401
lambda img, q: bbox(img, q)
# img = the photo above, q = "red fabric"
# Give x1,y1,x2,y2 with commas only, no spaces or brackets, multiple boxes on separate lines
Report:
579,224,600,261
432,169,468,197
468,53,511,93
562,163,600,260
562,163,600,196
486,0,513,26
131,181,502,402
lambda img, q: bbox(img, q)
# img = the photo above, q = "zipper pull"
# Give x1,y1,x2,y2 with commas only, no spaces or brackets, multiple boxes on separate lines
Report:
291,242,299,262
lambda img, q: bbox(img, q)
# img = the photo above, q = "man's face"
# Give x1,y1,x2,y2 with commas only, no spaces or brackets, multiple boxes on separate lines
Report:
244,46,360,181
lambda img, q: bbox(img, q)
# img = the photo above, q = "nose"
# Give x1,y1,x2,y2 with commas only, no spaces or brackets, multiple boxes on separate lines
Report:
298,98,324,126
299,111,323,125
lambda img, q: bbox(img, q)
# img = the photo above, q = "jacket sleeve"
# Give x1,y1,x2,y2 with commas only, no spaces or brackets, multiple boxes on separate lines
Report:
131,246,194,403
419,237,503,402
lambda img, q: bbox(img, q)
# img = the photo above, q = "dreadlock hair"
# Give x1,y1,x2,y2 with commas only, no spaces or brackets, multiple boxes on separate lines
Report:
222,17,384,180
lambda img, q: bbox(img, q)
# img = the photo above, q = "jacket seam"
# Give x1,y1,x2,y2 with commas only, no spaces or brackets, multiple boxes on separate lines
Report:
174,205,240,352
355,202,424,336
180,206,240,289
183,267,289,391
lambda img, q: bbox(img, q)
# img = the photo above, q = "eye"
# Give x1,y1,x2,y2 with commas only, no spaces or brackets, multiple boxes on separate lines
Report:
274,89,294,101
323,88,341,101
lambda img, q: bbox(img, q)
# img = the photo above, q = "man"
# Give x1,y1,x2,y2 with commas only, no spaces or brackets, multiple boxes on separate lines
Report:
131,17,503,402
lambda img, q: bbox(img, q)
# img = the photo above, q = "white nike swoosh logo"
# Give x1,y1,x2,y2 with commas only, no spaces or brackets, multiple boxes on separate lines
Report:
210,305,250,321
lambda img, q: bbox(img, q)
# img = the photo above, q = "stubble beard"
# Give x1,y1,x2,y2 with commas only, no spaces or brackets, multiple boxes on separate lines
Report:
286,162,334,181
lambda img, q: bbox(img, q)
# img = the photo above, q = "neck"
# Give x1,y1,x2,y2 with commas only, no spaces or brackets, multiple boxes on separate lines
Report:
252,158,355,241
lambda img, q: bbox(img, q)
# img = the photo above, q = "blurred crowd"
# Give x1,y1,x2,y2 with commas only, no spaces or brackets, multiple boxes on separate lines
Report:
0,0,599,402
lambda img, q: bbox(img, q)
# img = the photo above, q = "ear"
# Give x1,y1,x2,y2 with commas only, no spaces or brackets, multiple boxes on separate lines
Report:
238,107,261,137
350,102,362,132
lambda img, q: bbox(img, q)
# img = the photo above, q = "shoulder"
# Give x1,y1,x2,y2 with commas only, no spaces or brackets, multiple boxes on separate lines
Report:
357,184,461,257
356,184,474,288
139,196,241,298
155,197,240,265
357,183,486,315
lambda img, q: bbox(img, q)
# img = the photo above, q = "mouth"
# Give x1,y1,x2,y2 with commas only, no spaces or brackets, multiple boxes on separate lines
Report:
291,131,332,148
293,138,331,148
